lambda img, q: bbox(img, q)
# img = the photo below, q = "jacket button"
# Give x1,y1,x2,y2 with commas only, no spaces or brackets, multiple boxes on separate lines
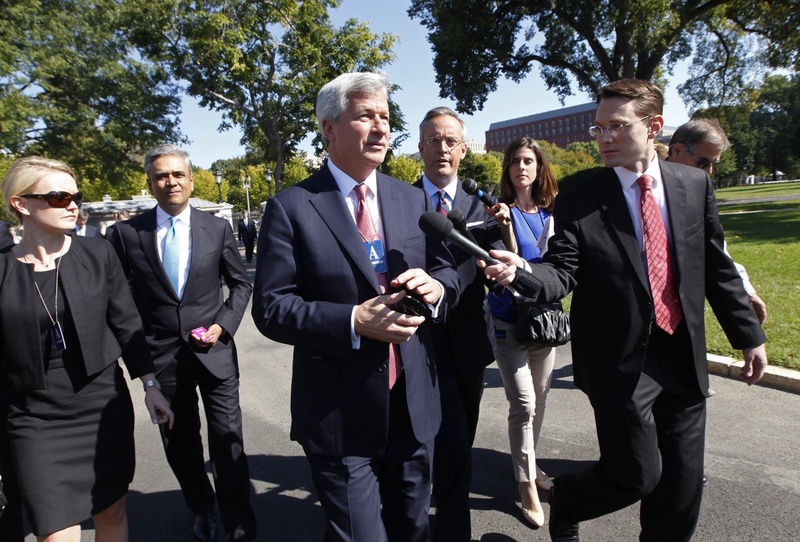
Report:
378,364,387,373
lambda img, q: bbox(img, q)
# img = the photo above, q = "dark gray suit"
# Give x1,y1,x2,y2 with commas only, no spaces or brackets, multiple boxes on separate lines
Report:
112,206,256,539
414,178,502,540
252,164,460,542
529,160,765,540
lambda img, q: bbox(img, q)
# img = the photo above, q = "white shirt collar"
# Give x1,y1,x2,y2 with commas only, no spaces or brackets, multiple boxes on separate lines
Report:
156,205,192,228
614,156,663,193
328,158,378,198
421,175,457,203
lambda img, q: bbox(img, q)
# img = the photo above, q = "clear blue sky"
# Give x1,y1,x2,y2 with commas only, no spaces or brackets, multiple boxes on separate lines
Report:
182,0,691,169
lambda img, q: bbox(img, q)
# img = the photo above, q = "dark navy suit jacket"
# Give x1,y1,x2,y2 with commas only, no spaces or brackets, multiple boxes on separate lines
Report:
413,179,503,371
252,164,460,456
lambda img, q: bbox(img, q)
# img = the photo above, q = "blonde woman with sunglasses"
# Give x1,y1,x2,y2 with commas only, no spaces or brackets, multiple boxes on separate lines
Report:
0,156,173,542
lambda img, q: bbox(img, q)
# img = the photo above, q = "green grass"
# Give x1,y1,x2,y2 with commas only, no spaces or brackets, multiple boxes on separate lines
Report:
715,182,800,201
558,202,799,370
707,205,800,370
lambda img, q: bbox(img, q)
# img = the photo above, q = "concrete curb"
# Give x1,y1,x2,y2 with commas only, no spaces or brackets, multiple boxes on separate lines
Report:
708,353,800,394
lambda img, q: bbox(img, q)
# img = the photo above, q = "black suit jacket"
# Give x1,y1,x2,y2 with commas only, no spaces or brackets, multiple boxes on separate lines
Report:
252,165,460,457
0,222,13,251
0,237,154,392
530,160,766,402
111,207,252,379
69,224,101,238
237,218,257,245
413,179,503,371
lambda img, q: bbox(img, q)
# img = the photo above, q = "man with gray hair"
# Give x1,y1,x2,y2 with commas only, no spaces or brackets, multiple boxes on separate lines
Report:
111,144,256,542
667,118,767,323
252,73,459,542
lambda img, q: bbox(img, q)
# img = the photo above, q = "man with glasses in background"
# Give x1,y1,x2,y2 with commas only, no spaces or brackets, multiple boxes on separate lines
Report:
481,79,767,542
414,107,504,541
667,118,767,323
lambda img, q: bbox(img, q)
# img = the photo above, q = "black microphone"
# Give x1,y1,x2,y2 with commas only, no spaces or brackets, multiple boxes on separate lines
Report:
462,178,497,208
446,207,478,245
419,212,542,298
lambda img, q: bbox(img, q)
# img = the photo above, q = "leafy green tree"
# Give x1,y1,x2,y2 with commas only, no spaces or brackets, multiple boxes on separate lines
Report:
694,74,800,181
459,151,502,192
408,0,799,114
750,74,800,179
127,0,398,192
0,0,183,182
383,154,423,184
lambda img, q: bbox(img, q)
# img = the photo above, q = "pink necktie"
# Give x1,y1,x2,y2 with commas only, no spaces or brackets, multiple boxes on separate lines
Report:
638,175,683,334
354,184,402,388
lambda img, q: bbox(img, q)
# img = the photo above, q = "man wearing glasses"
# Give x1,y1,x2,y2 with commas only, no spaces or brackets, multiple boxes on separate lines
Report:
481,79,767,542
666,118,767,324
414,107,504,541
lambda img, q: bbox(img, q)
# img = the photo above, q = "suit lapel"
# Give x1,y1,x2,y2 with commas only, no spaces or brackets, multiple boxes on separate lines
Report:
186,207,208,292
309,168,381,292
659,161,687,281
377,173,406,280
453,182,471,216
138,207,178,300
593,170,649,292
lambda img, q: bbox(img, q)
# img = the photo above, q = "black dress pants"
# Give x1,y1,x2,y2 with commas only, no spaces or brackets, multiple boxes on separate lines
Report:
432,354,485,541
158,345,257,540
556,323,706,542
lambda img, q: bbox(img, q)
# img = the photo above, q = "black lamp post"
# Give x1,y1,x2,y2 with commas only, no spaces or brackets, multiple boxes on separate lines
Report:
265,167,273,196
214,169,223,204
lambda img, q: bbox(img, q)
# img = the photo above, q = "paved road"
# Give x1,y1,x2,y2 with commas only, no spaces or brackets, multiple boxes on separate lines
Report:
24,262,800,541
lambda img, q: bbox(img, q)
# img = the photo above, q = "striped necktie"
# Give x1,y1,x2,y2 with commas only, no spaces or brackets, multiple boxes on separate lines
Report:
354,183,402,388
436,189,449,215
638,174,683,334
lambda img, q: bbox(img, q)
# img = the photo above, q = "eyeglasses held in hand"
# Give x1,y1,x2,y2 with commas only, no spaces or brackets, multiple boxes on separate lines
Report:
21,191,83,208
423,136,463,151
588,117,652,138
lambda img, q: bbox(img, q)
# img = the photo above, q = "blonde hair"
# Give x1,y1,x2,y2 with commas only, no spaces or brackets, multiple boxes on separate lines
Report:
2,156,76,219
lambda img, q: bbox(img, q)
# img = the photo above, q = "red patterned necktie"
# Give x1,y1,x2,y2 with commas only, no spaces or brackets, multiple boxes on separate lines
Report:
436,189,449,215
638,174,683,334
354,183,402,388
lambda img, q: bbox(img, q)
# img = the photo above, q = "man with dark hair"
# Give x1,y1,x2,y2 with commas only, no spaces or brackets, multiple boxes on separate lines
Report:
111,144,256,542
72,209,101,237
414,106,503,540
252,72,459,542
483,79,767,542
667,118,767,323
103,209,130,240
237,209,257,263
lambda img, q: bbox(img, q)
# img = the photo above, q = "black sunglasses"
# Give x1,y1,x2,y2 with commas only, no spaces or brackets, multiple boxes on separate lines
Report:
20,191,83,209
685,146,719,171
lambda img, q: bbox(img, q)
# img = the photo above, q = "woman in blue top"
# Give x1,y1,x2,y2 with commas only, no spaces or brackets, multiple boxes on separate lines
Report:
487,136,559,529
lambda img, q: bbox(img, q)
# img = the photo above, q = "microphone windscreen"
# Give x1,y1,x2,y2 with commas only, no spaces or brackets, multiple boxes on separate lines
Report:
447,207,467,226
419,211,453,241
462,178,479,195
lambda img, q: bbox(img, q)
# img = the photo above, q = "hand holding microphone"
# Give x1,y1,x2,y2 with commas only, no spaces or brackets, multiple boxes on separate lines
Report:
419,212,542,298
462,178,512,226
462,178,497,208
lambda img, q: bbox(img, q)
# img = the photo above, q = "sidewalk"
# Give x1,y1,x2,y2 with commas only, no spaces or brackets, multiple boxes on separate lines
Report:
708,353,800,393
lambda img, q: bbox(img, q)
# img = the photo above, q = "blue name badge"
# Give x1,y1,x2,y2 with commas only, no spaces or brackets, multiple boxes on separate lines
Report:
364,240,387,274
